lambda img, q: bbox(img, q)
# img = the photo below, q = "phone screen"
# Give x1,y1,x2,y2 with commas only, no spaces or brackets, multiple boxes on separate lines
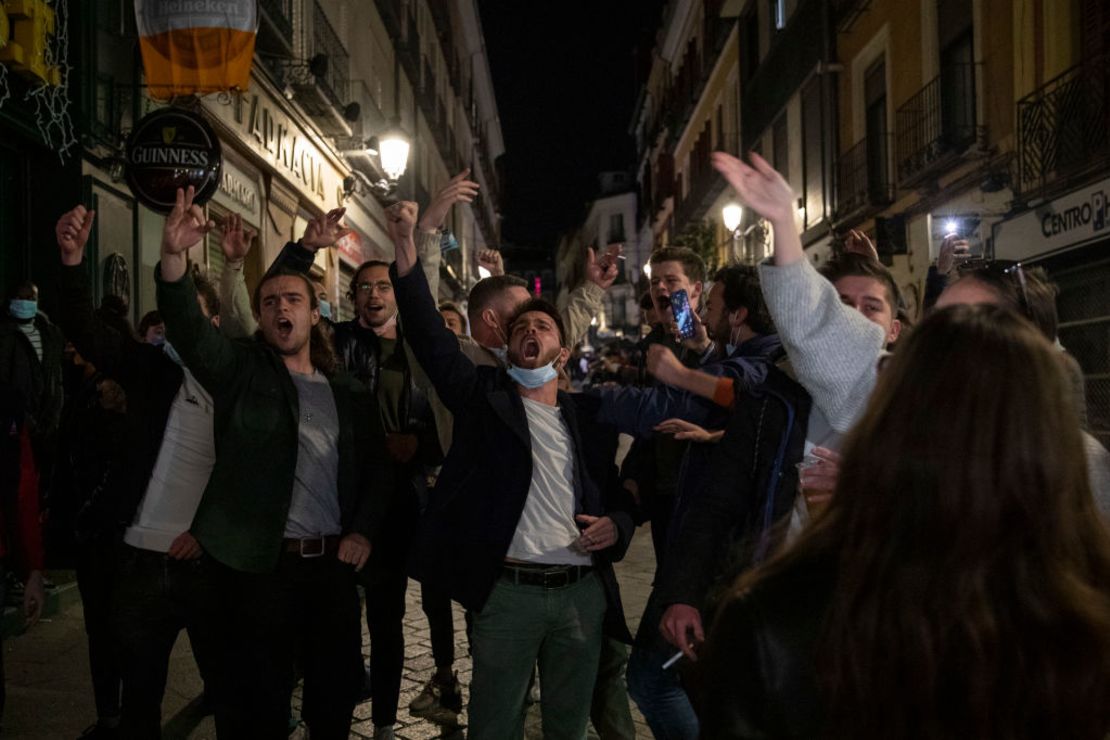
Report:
670,289,696,340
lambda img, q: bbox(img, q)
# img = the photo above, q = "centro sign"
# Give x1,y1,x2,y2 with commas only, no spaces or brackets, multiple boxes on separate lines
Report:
125,107,222,213
994,177,1110,262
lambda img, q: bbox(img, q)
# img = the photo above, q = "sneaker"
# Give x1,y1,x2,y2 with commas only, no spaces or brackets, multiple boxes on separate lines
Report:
410,673,463,726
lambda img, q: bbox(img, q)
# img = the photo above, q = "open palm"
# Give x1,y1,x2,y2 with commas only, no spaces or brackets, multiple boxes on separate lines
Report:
162,186,214,255
711,151,795,226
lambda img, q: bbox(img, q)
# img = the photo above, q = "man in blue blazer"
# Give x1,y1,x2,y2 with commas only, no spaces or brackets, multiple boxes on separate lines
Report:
385,201,634,739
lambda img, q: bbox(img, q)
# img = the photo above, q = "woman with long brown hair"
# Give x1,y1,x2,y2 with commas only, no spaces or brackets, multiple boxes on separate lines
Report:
695,304,1110,739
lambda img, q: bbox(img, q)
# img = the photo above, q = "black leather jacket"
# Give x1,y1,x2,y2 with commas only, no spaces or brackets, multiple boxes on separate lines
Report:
693,555,834,739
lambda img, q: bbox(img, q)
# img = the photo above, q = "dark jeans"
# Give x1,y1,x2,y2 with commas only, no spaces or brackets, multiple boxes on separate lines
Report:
626,591,698,740
419,580,455,669
365,493,419,727
199,553,363,740
591,638,636,740
113,546,218,739
75,538,122,723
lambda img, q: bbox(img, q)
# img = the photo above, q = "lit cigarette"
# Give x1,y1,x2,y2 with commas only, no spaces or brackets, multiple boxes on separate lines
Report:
661,649,684,670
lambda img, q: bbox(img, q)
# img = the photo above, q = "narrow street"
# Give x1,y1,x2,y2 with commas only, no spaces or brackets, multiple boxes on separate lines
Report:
2,527,656,739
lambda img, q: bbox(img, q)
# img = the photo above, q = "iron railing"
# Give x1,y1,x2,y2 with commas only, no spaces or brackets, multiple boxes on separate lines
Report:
1016,52,1110,200
895,63,978,186
312,0,350,104
836,133,893,217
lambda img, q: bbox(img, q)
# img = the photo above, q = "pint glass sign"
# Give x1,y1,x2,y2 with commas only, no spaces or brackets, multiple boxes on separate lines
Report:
135,0,258,100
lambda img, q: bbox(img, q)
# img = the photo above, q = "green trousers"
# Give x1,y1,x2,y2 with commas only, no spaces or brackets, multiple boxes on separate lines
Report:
468,571,606,739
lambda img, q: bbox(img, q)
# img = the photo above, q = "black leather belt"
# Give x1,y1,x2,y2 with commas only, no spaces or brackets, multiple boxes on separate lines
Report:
283,535,340,558
502,563,593,589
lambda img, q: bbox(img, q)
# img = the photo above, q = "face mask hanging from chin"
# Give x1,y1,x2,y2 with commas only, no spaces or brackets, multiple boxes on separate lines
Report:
372,311,398,337
507,361,558,389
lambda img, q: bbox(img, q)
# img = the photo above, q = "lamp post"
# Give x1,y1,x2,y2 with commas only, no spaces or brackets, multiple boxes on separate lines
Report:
722,202,743,261
377,127,411,182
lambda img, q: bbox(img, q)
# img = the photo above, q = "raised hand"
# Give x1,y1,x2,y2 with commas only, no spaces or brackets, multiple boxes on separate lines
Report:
711,151,795,227
163,186,215,256
843,229,878,261
476,249,505,277
936,234,971,275
56,205,96,266
387,201,420,276
221,212,257,262
302,207,351,251
586,246,619,291
419,169,480,233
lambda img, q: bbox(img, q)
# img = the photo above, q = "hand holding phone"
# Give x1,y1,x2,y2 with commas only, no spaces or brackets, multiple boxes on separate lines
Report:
670,289,696,340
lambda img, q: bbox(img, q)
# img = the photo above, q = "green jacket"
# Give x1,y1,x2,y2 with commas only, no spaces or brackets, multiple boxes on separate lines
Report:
156,265,391,573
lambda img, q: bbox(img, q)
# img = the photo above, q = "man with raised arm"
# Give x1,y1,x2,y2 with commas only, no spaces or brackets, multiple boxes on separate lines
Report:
385,199,635,739
155,186,390,739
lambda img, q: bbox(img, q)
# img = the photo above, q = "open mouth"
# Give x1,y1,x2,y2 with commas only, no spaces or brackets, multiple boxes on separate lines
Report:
276,317,293,338
522,337,541,360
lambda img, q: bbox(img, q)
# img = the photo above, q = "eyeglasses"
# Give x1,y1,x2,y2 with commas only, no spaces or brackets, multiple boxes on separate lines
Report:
956,258,1032,320
355,281,392,294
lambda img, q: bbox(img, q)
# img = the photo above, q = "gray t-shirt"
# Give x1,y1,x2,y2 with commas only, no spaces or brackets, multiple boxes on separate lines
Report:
284,370,342,538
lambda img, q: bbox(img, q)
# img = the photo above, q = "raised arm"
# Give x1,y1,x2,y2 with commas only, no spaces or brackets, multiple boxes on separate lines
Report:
156,187,243,393
56,206,133,377
418,169,478,300
216,212,258,338
389,201,483,415
713,151,884,432
562,246,618,347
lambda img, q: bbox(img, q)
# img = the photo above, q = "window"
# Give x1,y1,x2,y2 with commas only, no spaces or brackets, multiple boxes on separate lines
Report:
937,0,975,147
772,113,788,173
864,58,889,202
609,214,625,244
801,77,825,230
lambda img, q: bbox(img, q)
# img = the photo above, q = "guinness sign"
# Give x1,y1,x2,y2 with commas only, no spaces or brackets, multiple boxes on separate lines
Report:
125,108,222,213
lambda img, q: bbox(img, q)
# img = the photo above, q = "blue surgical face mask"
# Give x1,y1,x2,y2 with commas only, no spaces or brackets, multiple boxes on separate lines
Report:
490,345,509,365
507,361,558,389
149,336,166,348
724,324,742,357
9,299,37,321
318,299,332,320
163,341,184,367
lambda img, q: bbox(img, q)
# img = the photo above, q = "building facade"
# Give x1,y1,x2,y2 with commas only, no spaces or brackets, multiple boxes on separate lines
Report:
0,0,503,322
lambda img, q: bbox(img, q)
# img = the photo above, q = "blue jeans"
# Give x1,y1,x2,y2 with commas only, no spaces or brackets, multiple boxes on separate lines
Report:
625,593,699,740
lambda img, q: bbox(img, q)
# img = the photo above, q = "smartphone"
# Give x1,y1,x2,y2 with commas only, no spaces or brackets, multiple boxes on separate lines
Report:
670,289,696,340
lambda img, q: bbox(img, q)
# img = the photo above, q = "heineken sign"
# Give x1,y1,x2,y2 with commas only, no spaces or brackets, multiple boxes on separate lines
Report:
125,108,222,213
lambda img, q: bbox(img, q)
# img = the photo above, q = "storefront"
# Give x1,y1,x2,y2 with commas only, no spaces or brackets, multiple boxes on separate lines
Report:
994,176,1110,448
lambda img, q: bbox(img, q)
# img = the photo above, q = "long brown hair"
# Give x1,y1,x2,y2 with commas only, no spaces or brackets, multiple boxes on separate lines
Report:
731,304,1110,739
252,269,337,377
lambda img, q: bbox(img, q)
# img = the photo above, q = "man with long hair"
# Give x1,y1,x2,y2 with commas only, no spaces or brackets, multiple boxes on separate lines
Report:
155,186,390,739
696,304,1110,738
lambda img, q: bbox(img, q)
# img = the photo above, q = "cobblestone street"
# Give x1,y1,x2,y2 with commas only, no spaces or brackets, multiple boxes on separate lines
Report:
3,527,656,739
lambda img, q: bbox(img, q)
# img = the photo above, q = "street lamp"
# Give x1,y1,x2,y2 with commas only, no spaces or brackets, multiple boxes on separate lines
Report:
722,202,743,234
378,127,411,181
722,202,743,261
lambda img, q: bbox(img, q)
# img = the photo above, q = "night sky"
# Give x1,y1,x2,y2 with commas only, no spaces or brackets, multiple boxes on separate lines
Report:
478,0,666,253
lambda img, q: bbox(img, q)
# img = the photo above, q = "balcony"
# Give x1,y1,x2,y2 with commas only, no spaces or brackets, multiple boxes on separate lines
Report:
675,131,738,228
895,63,979,187
258,0,294,54
835,133,894,219
288,2,354,137
1016,52,1110,201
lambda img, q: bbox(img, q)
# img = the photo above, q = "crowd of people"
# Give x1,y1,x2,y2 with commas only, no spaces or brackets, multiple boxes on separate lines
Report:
0,151,1107,740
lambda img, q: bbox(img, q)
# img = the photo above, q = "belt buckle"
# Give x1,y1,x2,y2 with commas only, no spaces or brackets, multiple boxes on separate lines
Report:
299,537,325,558
543,568,571,589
